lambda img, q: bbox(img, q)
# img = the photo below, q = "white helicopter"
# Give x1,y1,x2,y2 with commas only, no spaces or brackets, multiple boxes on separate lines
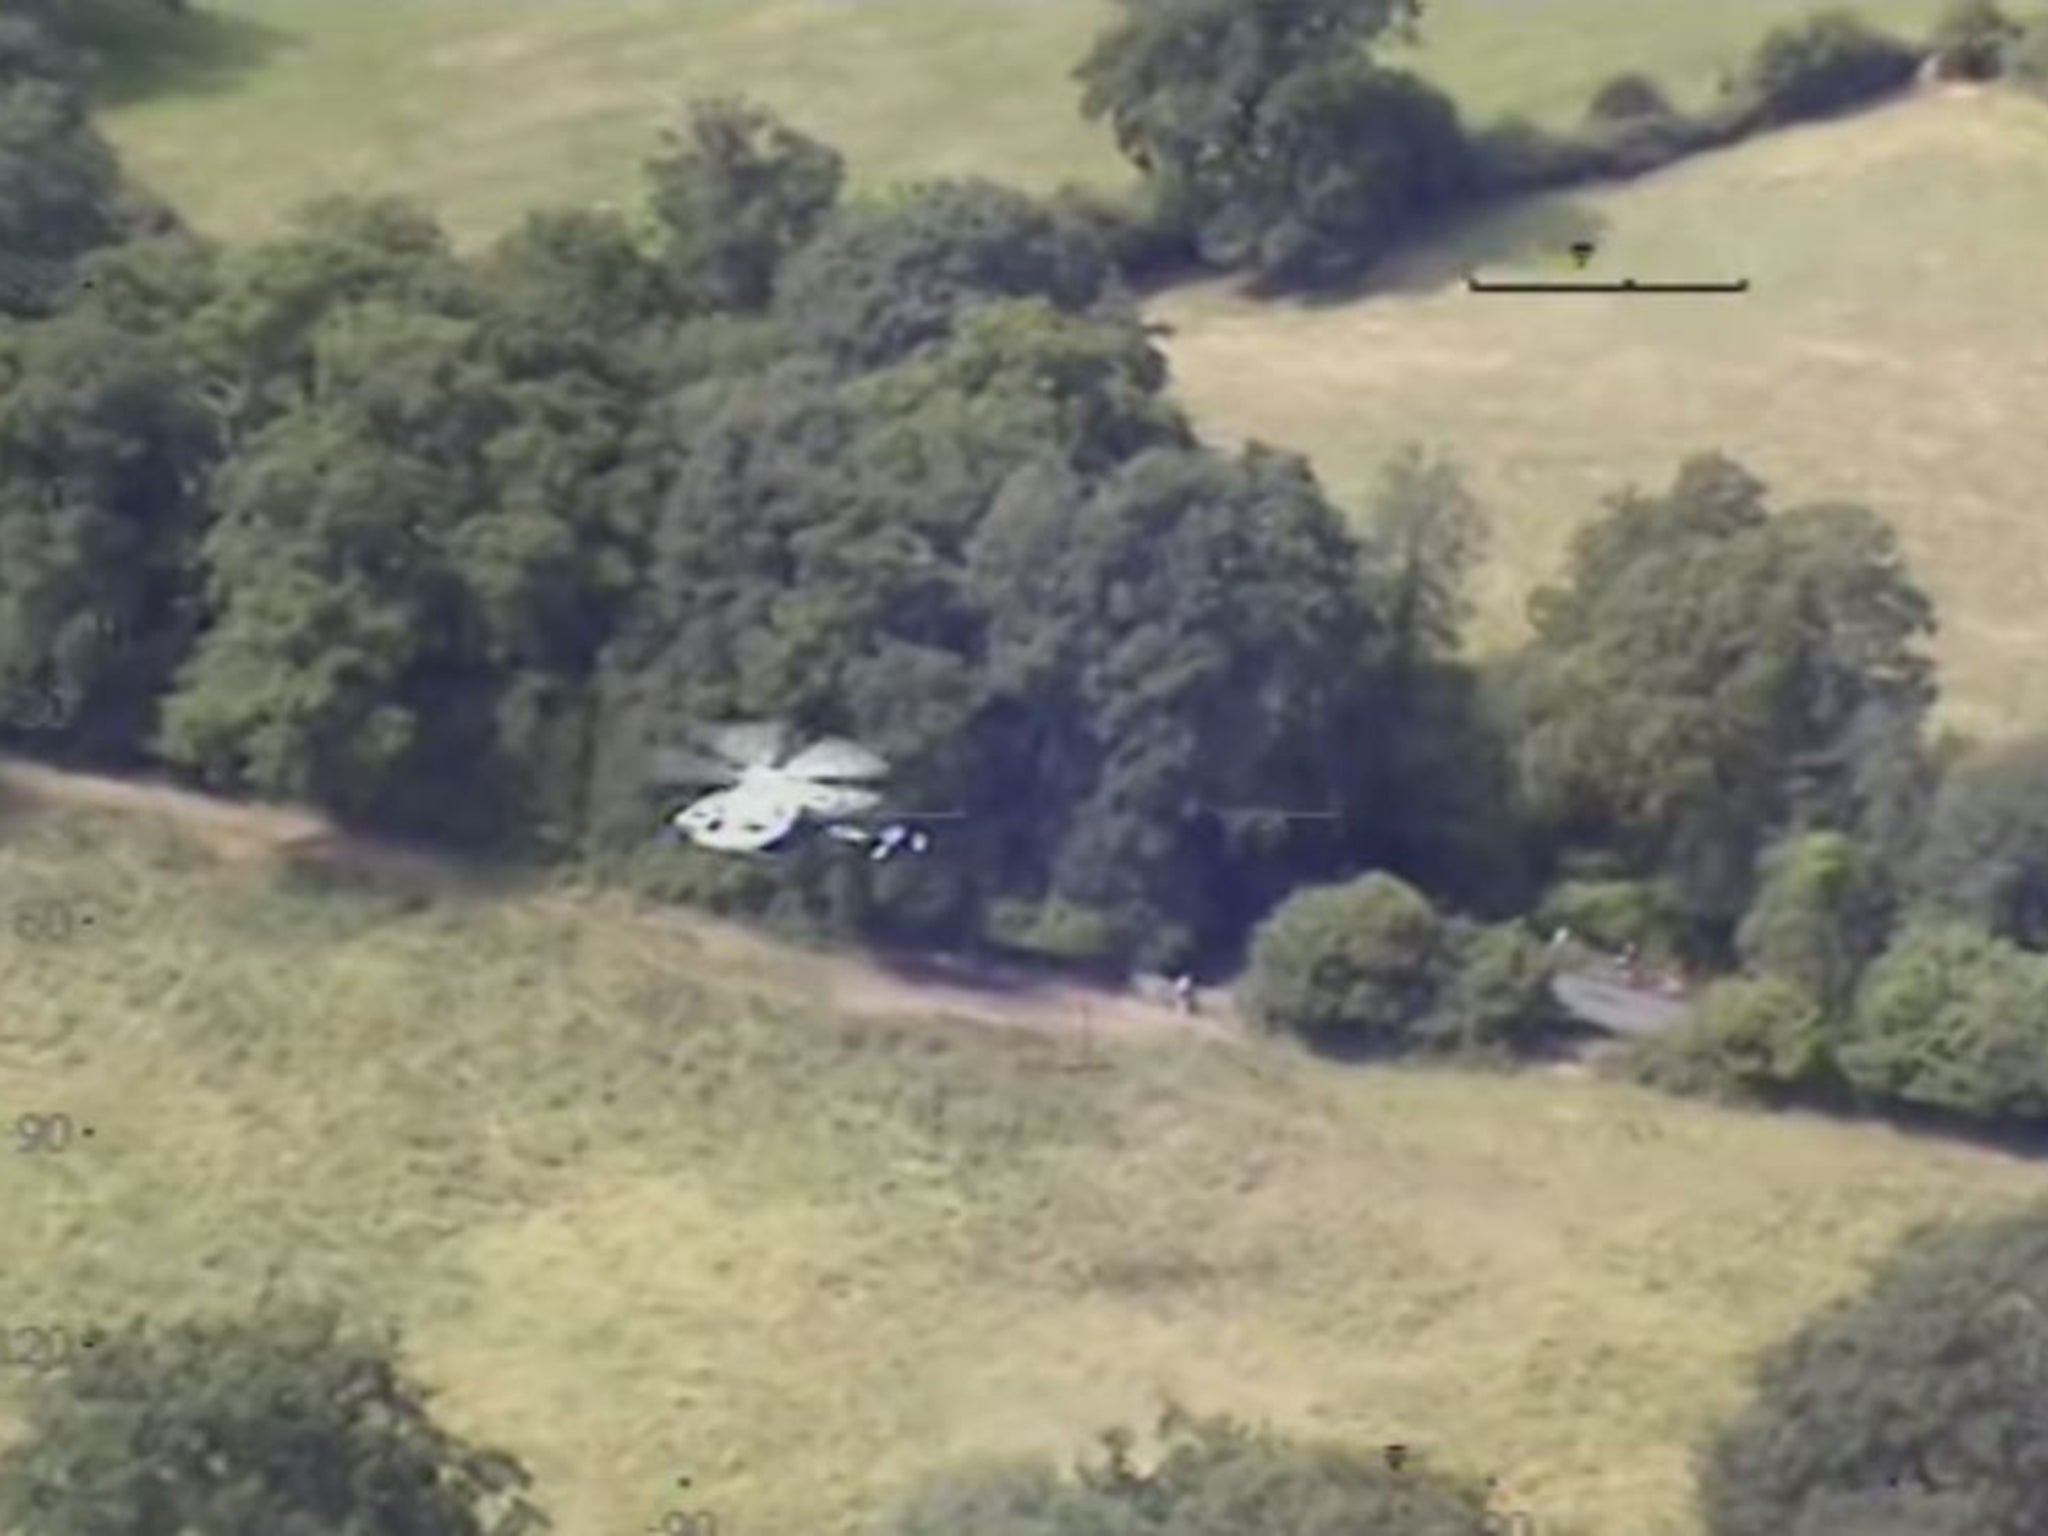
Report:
649,720,949,862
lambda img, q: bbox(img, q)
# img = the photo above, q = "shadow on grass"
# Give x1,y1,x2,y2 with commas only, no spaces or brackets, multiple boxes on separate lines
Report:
81,3,296,108
1287,196,1613,307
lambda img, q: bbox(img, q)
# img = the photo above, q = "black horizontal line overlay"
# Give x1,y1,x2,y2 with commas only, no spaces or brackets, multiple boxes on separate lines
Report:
1466,275,1750,294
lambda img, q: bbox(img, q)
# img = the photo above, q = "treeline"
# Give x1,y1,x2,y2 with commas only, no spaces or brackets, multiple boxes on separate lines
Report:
1072,0,2042,290
1235,442,2048,1133
10,0,2048,1130
0,0,1489,971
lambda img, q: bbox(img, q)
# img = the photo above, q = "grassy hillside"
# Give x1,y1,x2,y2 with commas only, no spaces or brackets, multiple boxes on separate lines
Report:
1157,88,2048,740
3,792,2038,1536
97,0,1953,247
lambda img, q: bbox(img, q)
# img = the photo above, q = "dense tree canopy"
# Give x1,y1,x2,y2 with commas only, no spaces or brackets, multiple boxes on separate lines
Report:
1910,733,2048,950
1076,0,1469,284
645,95,844,312
0,303,215,754
1509,453,1936,941
1834,921,2048,1120
0,4,140,317
1703,1200,2048,1536
1736,830,1889,1018
0,1306,551,1536
776,178,1117,371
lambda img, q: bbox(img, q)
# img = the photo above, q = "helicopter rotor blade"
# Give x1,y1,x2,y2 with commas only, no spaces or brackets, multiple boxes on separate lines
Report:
780,736,890,783
647,746,741,786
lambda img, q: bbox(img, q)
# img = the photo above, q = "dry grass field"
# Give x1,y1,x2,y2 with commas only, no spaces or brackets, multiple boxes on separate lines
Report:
1156,87,2048,739
0,786,2037,1536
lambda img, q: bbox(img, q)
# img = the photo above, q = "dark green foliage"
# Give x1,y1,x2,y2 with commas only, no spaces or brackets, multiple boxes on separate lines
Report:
1422,919,1560,1053
775,178,1115,371
1508,453,1936,940
1242,872,1446,1048
1046,182,1197,282
1586,70,1675,121
0,1304,551,1536
1910,734,2048,950
1363,443,1484,685
1738,831,1889,1017
476,205,672,380
969,442,1378,966
883,1406,1499,1536
158,298,516,832
1470,21,1920,201
1607,975,1831,1103
1469,98,1760,196
1701,1201,2048,1536
1076,0,1469,286
1928,0,2022,77
644,96,844,312
152,195,665,850
1535,877,1686,959
0,305,217,757
0,7,134,316
1357,448,1531,908
1211,60,1472,287
1745,10,1922,123
596,300,1364,961
183,196,478,437
1835,922,2048,1120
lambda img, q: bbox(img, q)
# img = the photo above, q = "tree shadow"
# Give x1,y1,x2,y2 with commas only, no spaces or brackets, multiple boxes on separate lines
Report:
1122,196,1610,311
81,4,296,108
1284,196,1613,308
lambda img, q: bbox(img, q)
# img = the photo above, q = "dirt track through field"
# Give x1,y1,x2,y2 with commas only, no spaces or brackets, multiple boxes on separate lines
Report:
0,755,1237,1044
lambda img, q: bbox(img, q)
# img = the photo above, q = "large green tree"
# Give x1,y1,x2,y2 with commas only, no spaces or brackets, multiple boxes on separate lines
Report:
968,441,1379,965
775,177,1116,371
1508,453,1936,941
644,96,844,313
159,301,508,826
0,1305,552,1536
1702,1200,2048,1536
0,304,216,756
0,5,136,317
1910,733,2048,950
1076,0,1468,285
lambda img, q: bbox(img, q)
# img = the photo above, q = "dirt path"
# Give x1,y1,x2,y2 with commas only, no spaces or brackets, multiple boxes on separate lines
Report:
0,754,1235,1044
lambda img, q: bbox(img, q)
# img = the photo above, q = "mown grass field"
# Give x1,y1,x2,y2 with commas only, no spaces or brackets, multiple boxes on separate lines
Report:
98,0,1956,248
1159,86,2048,740
1,794,2039,1536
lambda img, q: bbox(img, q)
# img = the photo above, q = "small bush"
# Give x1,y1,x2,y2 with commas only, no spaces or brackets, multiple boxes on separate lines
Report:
1586,71,1676,121
1242,871,1447,1051
1836,922,2048,1121
1746,10,1923,123
982,896,1124,966
1607,976,1832,1103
